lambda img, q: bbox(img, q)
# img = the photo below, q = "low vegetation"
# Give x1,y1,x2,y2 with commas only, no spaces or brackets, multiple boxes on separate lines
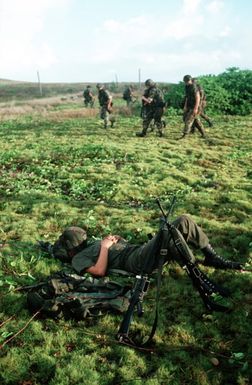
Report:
0,85,251,385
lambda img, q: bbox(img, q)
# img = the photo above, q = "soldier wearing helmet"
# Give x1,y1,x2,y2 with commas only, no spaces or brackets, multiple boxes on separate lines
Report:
180,74,206,139
96,83,113,128
192,78,213,128
45,218,243,274
122,85,135,107
136,79,166,137
52,227,87,262
83,85,95,108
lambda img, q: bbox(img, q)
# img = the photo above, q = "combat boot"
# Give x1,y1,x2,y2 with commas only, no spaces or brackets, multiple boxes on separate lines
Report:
197,125,206,138
136,127,147,137
201,244,243,270
136,132,146,137
178,133,187,140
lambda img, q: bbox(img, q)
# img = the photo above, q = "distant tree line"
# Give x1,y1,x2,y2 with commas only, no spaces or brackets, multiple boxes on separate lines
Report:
164,67,252,116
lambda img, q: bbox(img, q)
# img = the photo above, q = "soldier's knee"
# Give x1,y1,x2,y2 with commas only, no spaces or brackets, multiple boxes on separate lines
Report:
175,214,192,229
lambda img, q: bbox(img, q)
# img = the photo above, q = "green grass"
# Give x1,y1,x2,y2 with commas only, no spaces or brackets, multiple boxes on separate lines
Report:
0,95,252,385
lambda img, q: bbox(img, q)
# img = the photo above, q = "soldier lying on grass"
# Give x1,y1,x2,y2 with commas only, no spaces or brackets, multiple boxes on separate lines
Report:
43,215,243,277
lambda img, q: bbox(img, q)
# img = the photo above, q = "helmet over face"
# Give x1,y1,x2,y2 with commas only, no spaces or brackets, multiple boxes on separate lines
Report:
52,226,87,263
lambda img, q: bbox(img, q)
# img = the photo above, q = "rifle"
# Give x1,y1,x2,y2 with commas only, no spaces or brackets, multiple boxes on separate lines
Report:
156,198,231,312
117,274,150,346
116,198,177,347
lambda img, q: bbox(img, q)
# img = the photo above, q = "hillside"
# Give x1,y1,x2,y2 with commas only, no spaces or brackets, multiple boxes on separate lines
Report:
0,79,143,102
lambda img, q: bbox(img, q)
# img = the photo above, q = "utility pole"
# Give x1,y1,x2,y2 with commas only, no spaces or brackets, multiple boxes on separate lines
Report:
37,70,43,97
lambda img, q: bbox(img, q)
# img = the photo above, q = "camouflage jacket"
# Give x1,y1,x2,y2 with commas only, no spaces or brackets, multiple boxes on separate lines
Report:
185,84,199,108
143,86,165,108
98,89,111,106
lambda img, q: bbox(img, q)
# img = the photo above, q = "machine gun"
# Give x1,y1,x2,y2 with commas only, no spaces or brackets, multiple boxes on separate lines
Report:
117,198,232,348
156,198,231,312
116,199,176,348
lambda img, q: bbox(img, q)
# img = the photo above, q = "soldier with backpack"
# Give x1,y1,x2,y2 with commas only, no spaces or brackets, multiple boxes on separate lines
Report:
83,85,95,108
122,85,135,107
180,74,206,139
192,78,213,127
136,79,166,138
96,83,113,129
32,214,246,327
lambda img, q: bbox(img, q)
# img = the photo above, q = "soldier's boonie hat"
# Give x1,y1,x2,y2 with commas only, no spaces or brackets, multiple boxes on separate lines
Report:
183,75,192,82
96,83,103,88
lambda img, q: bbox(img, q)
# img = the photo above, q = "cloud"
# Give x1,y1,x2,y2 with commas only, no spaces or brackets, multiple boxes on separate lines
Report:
206,0,224,14
0,0,250,82
219,25,231,37
0,0,71,77
182,0,202,14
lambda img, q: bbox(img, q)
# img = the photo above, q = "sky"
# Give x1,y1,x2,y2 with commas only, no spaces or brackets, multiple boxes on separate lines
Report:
0,0,251,84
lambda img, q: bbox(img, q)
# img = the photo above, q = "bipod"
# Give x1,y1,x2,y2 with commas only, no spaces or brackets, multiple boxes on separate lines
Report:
116,274,152,348
156,198,231,313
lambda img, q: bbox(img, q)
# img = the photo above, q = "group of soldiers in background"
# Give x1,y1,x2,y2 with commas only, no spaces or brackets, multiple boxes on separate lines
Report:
82,75,213,138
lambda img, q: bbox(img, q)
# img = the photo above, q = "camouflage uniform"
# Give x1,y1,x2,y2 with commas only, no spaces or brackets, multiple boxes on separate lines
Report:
71,215,210,275
97,85,113,128
51,216,243,276
137,82,165,137
123,86,134,107
183,83,205,137
83,86,95,108
196,84,213,127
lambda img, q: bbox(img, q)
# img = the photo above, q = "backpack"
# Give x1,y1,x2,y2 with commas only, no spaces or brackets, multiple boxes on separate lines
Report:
83,89,91,99
153,88,166,107
123,89,130,100
26,270,131,320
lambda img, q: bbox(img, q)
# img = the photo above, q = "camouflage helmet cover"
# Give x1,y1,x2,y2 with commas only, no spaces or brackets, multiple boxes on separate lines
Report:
183,74,192,82
52,226,87,262
145,79,155,87
60,227,87,250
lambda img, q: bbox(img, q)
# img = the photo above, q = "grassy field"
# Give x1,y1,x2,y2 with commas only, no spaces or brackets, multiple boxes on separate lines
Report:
0,90,252,385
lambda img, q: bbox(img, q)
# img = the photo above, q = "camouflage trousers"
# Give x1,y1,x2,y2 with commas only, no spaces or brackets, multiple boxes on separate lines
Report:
100,105,110,128
199,109,212,127
142,106,164,136
84,98,94,108
183,109,205,136
129,214,209,273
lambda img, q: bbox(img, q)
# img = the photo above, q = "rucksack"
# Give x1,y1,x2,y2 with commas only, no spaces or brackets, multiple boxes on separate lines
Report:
123,89,130,100
26,270,131,320
153,88,166,107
